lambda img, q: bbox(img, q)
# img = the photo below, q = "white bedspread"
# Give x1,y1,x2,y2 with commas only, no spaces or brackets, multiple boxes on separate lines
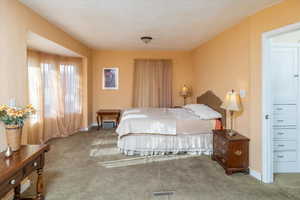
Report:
116,108,202,137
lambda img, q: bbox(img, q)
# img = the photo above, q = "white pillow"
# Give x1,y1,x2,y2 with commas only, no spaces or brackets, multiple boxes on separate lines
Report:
184,104,222,120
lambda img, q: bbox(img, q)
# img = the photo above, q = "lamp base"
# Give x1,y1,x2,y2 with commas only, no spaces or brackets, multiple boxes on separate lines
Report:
228,111,236,137
228,130,236,137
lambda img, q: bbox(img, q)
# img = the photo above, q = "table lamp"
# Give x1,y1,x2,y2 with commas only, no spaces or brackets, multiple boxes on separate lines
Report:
180,85,191,105
221,90,241,136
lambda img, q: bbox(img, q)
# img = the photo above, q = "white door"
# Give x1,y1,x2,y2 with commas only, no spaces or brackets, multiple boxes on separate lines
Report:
271,45,300,173
271,47,298,104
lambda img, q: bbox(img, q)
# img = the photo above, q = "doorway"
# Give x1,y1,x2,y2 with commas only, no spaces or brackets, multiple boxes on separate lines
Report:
262,22,300,184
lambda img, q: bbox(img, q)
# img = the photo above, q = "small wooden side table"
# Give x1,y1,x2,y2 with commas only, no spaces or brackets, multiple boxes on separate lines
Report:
0,144,50,200
212,129,250,175
96,109,121,130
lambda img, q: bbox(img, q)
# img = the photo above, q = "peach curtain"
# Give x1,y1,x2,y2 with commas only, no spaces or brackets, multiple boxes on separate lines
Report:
27,50,83,144
133,59,173,108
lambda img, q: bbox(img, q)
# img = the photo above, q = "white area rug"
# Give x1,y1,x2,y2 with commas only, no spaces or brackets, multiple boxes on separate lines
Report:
98,154,199,168
91,138,117,146
90,147,120,156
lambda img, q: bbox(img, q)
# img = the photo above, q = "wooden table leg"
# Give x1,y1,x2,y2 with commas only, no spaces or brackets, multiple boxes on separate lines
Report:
13,185,21,200
36,168,44,200
96,114,100,130
100,115,103,128
116,114,120,127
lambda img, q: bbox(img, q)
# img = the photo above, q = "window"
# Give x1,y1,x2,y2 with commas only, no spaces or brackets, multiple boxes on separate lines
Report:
27,49,83,142
60,64,82,114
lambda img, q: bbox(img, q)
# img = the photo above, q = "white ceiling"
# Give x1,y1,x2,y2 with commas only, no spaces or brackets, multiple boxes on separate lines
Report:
27,32,81,57
21,0,281,50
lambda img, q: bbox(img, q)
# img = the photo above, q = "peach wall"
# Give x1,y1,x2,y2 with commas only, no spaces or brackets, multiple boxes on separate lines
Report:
192,19,251,134
192,0,300,172
0,0,92,150
92,50,194,123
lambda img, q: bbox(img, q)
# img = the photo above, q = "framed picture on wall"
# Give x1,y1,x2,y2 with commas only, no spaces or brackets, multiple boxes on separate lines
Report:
102,67,119,90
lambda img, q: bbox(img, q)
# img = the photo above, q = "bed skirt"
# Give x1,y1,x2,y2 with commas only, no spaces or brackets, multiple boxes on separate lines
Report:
118,133,213,156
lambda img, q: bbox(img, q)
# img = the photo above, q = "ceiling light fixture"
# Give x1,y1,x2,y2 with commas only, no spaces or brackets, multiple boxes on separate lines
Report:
141,36,153,44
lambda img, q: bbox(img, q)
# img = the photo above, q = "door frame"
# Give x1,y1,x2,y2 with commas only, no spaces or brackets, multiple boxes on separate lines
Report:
262,22,300,183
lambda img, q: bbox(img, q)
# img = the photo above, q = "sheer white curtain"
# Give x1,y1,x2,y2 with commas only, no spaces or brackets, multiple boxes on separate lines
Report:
27,50,83,143
133,59,173,108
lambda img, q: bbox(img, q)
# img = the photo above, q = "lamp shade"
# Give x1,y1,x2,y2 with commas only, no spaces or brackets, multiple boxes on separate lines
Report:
221,90,241,111
180,85,191,97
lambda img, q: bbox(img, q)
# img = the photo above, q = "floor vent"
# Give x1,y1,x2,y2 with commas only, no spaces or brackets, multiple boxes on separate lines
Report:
153,191,175,196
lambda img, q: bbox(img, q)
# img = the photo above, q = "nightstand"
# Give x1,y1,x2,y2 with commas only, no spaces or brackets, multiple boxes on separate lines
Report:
212,129,250,175
96,109,121,130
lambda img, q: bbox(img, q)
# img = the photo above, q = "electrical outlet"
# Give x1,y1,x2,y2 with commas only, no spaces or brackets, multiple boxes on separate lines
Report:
240,90,246,98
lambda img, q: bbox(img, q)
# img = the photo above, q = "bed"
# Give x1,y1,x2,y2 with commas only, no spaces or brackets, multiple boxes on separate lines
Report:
116,91,226,156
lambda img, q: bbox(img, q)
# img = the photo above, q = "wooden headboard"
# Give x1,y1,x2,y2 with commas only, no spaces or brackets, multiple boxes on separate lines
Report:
196,90,226,127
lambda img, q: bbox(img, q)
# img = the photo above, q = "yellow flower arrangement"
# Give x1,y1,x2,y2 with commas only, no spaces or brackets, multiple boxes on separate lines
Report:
0,104,36,127
0,104,9,112
25,104,36,114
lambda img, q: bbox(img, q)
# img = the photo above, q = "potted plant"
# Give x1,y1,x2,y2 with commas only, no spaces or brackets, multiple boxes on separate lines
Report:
0,104,36,151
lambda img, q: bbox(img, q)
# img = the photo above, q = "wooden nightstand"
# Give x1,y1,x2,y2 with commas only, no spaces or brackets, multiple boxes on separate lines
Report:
96,109,121,130
212,129,250,175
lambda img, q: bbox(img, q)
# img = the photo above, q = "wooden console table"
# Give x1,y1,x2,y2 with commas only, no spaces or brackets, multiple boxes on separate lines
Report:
0,144,50,200
96,109,121,130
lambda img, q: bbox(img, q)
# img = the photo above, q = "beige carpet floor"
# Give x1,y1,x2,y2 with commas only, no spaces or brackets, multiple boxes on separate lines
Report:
25,128,300,200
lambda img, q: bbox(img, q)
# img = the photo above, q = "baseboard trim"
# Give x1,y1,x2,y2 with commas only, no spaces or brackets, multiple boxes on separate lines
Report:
80,127,89,131
80,123,98,132
90,123,98,127
250,168,262,181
